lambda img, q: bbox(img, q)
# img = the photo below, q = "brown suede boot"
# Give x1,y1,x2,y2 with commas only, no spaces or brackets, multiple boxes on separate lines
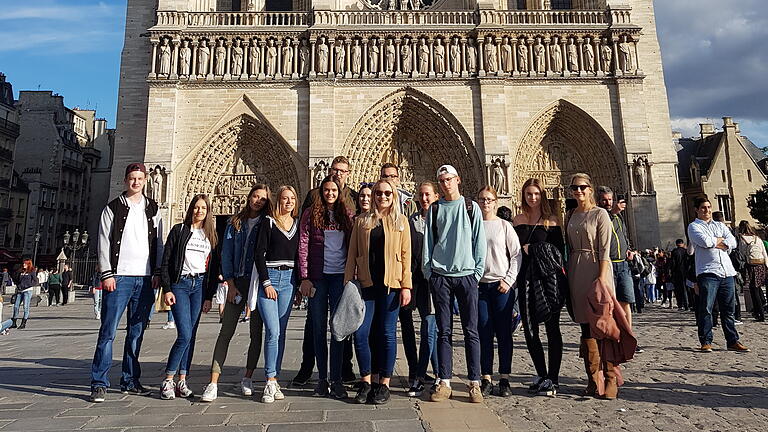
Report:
600,361,618,400
581,338,600,397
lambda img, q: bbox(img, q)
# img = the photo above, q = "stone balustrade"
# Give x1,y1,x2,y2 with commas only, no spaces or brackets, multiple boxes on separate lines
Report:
156,11,310,27
313,10,478,27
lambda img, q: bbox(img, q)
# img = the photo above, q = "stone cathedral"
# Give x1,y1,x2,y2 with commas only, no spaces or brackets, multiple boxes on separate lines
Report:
113,0,682,248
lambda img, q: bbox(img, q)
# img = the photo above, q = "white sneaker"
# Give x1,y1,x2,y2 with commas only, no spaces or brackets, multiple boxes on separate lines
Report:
162,321,176,330
274,382,285,400
160,379,175,400
262,381,277,403
240,377,253,396
201,383,218,402
176,379,193,398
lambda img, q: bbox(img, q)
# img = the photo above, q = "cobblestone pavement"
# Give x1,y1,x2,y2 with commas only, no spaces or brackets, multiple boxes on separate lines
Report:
0,292,766,431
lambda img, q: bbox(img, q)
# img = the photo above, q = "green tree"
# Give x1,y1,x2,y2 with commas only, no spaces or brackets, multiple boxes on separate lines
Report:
748,183,768,227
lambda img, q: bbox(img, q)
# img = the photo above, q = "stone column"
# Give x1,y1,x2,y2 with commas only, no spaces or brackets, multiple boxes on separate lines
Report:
428,37,435,78
379,39,385,77
395,39,402,76
148,40,158,79
190,41,198,81
258,40,266,80
344,39,352,78
612,37,622,76
310,39,317,77
293,39,300,79
224,40,232,80
527,38,535,77
412,40,418,78
577,37,585,77
633,38,642,74
170,39,180,80
362,38,369,77
561,38,569,77
275,40,283,79
241,40,249,80
496,38,503,76
511,38,519,76
594,37,604,77
544,37,553,76
478,37,486,77
460,38,468,77
208,41,215,80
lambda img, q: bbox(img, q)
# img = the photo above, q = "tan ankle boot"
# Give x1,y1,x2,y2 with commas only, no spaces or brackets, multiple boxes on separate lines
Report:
581,338,600,397
601,361,618,400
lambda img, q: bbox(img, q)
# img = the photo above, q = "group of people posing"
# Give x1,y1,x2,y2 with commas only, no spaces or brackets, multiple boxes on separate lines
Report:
97,155,757,407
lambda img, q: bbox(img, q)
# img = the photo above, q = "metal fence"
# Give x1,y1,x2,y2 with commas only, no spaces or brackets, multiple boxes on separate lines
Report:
71,255,99,287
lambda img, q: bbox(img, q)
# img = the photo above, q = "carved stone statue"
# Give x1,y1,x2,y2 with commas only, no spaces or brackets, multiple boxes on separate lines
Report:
334,41,345,75
583,38,595,72
434,39,445,74
266,39,277,76
490,159,507,195
619,36,633,72
351,39,362,75
450,38,461,74
401,39,412,74
317,37,329,74
299,39,310,76
198,39,210,76
501,37,513,73
215,39,226,76
149,166,164,202
250,41,261,75
551,37,562,72
385,39,396,73
484,37,497,73
159,38,172,76
517,41,528,72
179,40,191,77
232,39,244,76
369,39,380,73
467,39,477,73
634,156,651,194
600,41,612,72
418,39,429,74
282,39,293,76
534,39,545,73
567,39,579,72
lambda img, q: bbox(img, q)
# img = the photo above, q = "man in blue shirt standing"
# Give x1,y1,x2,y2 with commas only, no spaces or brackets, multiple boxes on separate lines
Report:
687,197,750,353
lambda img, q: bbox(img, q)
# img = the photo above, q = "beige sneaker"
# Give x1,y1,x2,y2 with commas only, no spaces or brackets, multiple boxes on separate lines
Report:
429,382,452,402
468,382,484,403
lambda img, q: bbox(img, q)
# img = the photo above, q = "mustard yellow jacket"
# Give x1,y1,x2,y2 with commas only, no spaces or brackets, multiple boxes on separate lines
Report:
344,213,412,290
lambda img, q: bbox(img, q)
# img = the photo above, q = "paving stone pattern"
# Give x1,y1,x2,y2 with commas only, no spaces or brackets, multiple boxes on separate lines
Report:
0,292,766,431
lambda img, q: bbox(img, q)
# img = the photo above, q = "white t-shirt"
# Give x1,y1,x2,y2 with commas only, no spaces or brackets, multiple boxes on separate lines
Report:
116,196,151,276
181,228,211,275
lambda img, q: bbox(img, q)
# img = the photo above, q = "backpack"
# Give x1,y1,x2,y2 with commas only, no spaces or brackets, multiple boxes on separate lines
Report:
639,256,652,278
730,246,746,272
745,236,766,265
431,196,475,240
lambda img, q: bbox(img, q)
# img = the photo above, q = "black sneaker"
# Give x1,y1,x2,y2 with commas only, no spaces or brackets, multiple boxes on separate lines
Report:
407,381,425,397
373,384,390,405
528,377,544,394
480,378,493,397
537,379,557,397
353,381,372,404
90,387,106,403
329,381,348,400
342,370,357,385
497,378,512,397
121,384,151,396
292,368,313,386
312,379,329,397
423,374,436,384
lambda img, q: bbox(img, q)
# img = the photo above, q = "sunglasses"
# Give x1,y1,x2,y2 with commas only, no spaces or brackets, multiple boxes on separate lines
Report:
359,182,375,189
569,185,590,192
374,190,393,197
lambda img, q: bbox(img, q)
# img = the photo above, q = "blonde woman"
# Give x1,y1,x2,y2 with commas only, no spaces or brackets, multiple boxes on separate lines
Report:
344,179,412,404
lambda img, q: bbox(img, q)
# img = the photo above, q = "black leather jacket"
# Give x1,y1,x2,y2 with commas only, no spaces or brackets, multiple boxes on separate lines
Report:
521,242,568,327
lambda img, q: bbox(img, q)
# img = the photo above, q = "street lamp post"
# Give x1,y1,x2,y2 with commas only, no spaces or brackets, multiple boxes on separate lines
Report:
32,232,41,265
63,229,89,285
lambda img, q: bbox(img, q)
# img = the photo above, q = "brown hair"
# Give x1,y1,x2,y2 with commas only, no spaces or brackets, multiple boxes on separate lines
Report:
417,181,439,195
184,194,218,249
570,172,596,209
230,184,272,231
272,186,299,231
331,156,350,167
380,162,399,174
22,259,35,273
312,176,353,233
521,178,555,228
738,220,757,236
477,185,498,200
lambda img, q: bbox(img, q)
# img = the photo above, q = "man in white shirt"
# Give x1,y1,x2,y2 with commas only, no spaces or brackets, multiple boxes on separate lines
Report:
687,197,749,353
90,163,164,402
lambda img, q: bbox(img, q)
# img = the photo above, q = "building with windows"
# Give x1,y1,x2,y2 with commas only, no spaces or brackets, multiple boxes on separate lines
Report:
677,117,768,229
0,73,20,255
114,0,681,247
7,171,30,258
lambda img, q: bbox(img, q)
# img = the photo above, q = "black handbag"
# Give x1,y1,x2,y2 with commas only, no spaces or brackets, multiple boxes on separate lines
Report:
10,294,17,304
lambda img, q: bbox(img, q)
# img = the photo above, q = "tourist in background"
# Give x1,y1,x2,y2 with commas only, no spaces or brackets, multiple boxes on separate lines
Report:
38,268,49,295
298,176,354,399
201,185,271,402
671,239,690,310
159,194,217,400
358,183,373,214
736,220,767,322
61,264,73,305
513,178,566,397
477,186,521,398
11,258,38,330
642,250,657,303
47,268,62,307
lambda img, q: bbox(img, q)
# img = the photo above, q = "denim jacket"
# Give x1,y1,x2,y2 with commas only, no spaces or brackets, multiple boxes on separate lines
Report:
221,216,262,280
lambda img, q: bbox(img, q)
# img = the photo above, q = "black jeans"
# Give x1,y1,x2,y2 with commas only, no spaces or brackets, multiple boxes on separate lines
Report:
297,306,354,377
673,277,688,309
48,284,61,305
61,284,70,305
431,274,481,381
519,287,562,383
633,278,644,313
398,308,418,378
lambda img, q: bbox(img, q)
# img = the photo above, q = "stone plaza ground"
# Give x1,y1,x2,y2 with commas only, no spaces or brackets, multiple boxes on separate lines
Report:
0,290,766,432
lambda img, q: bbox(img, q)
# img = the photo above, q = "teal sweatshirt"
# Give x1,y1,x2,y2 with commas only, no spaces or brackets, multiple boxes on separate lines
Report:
422,197,486,281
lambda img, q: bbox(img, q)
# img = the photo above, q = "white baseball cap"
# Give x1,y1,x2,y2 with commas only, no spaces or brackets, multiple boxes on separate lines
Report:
436,164,459,177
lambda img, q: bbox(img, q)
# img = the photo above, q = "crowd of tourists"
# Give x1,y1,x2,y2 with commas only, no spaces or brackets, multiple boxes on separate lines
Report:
0,264,73,332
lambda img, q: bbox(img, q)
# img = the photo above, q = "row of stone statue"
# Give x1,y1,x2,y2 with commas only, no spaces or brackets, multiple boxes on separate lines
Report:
149,34,638,80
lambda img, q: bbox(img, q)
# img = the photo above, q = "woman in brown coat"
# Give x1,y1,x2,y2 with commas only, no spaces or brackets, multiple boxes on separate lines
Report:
565,173,619,399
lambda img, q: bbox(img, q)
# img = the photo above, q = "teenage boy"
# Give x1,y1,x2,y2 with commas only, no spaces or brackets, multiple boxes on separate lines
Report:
423,165,486,403
89,163,164,402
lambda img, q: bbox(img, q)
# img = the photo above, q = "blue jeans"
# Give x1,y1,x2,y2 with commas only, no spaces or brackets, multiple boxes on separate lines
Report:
478,281,514,375
90,276,154,390
1,319,12,332
353,288,400,378
696,274,740,346
416,313,438,379
645,282,656,303
13,290,32,319
431,274,481,381
613,261,635,304
165,275,204,376
258,268,295,379
308,273,344,382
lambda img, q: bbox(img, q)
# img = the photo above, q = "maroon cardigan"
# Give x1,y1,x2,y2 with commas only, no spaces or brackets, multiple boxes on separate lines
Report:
298,208,353,281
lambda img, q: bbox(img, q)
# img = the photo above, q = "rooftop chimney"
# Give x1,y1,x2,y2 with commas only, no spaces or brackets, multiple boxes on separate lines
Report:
700,123,715,139
672,131,683,140
723,116,735,128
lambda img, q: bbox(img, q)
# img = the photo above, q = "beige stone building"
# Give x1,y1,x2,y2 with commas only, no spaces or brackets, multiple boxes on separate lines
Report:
677,117,768,230
113,0,681,248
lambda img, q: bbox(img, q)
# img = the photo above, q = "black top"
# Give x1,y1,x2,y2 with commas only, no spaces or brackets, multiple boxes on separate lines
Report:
514,224,565,256
61,270,72,288
254,217,299,287
367,225,386,293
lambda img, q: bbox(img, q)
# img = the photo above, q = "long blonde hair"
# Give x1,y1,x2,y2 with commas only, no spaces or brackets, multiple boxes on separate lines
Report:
272,185,299,231
184,194,218,249
362,179,405,231
569,172,596,210
521,178,555,228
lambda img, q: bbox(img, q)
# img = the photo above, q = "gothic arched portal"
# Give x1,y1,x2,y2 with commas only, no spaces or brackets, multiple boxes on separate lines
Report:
342,87,484,193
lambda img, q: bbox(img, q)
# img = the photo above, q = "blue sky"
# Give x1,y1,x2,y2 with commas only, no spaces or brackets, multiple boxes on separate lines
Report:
0,0,766,147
